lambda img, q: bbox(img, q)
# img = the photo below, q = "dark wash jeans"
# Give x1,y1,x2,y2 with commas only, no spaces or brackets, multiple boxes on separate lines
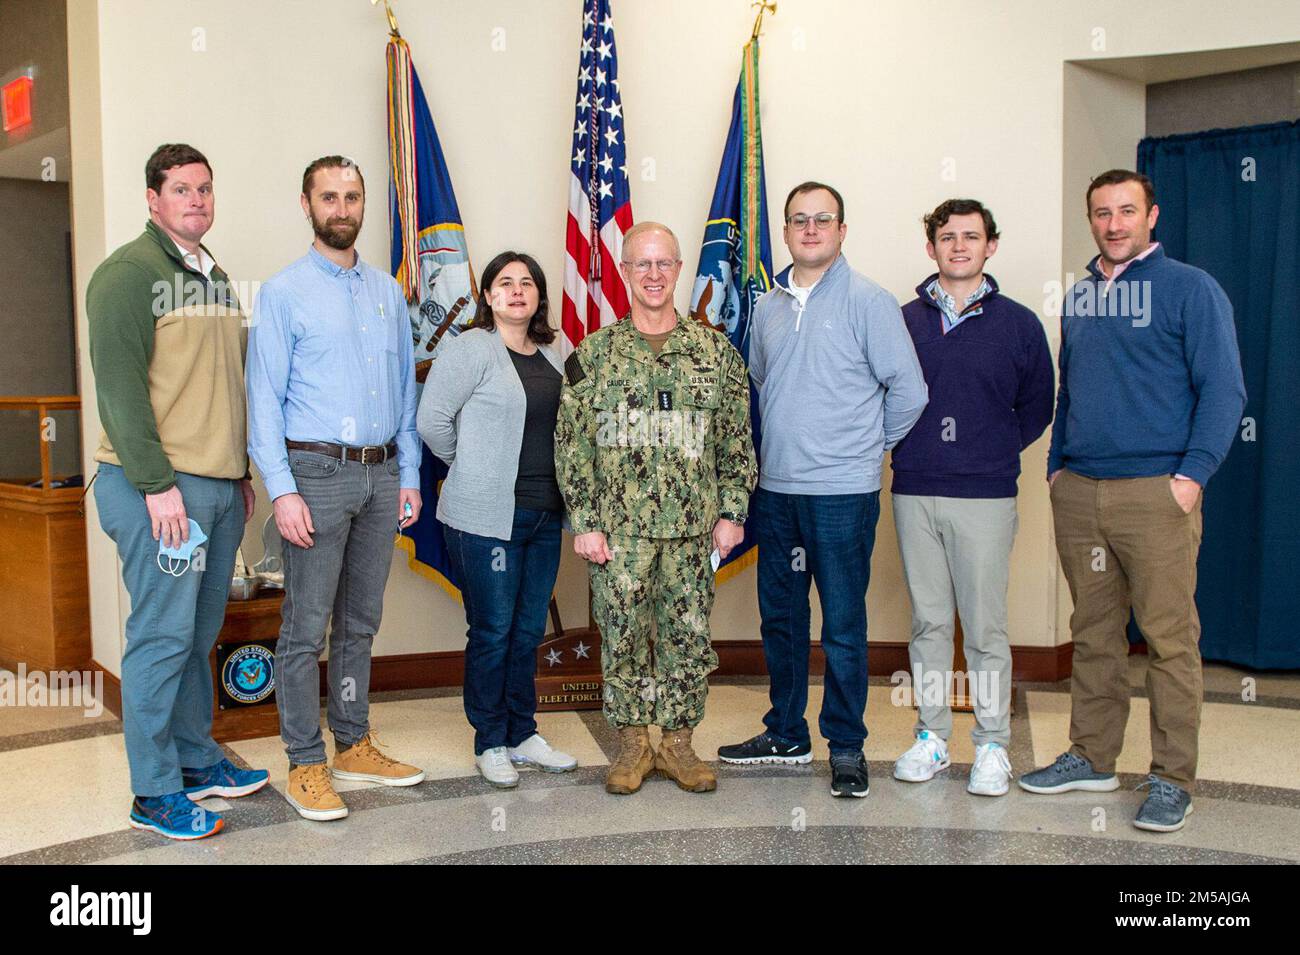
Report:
445,507,563,755
754,487,881,755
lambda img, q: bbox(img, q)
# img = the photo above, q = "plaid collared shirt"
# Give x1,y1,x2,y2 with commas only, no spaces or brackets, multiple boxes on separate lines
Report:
927,276,992,334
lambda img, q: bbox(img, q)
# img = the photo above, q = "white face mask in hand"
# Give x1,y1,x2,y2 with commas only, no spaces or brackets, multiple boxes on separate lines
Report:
157,519,208,577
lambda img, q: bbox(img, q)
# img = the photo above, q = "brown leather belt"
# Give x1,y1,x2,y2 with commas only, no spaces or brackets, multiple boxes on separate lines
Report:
286,440,397,465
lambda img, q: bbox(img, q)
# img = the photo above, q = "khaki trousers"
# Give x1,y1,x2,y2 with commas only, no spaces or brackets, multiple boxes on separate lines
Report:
1051,470,1204,789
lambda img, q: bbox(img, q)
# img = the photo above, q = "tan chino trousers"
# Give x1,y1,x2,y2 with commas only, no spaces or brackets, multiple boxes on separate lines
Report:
1051,470,1204,790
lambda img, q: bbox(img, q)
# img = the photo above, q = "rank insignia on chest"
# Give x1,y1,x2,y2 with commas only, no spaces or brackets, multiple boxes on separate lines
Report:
657,390,673,411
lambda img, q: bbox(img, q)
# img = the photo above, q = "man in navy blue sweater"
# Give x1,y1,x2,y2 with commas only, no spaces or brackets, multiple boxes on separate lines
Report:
889,199,1054,798
1019,170,1246,834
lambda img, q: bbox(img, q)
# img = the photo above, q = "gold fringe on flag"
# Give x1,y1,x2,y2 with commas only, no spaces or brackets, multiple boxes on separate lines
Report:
386,36,420,301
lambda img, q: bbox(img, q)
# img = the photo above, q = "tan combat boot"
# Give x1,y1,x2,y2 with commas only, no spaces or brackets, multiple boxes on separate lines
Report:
654,726,717,793
605,725,655,795
286,763,349,821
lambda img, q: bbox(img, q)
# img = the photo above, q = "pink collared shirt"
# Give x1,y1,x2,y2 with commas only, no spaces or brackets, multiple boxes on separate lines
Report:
1100,241,1160,288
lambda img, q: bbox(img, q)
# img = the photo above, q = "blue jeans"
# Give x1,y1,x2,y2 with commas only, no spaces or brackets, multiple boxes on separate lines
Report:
94,463,242,796
445,507,562,755
754,487,880,755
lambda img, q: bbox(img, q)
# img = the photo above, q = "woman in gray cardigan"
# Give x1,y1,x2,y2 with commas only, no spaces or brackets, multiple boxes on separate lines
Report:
416,251,577,788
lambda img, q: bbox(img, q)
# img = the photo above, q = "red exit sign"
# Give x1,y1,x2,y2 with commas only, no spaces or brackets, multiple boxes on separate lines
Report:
2,75,34,132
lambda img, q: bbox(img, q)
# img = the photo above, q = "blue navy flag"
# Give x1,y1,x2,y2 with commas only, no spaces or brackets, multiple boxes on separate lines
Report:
689,35,773,582
386,33,477,599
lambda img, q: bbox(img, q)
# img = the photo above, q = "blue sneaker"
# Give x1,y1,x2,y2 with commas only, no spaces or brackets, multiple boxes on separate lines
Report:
129,792,224,840
1134,775,1193,832
1018,751,1120,794
182,757,270,801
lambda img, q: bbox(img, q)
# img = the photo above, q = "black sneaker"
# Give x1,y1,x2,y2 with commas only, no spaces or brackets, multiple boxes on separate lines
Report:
717,731,813,765
830,752,870,798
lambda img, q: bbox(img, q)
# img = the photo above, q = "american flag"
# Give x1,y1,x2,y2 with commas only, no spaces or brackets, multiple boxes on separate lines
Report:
561,0,633,355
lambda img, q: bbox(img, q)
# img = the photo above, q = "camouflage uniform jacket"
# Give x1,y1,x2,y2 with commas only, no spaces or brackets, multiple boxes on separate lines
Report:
555,313,757,539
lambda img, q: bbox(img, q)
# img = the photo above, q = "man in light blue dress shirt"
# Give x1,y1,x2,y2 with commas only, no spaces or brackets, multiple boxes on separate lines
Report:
247,156,426,821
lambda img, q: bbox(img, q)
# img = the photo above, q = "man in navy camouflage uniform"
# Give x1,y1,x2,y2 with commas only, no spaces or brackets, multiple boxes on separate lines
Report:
556,222,756,795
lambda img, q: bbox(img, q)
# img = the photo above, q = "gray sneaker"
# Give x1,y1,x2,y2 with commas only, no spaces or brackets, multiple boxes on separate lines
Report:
1133,775,1193,832
1018,751,1120,794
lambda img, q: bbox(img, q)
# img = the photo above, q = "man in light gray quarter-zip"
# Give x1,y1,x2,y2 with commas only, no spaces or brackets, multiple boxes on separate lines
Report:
717,181,928,800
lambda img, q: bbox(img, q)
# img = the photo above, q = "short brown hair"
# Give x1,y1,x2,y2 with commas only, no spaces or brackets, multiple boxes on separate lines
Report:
784,181,845,223
302,155,366,198
146,143,212,193
1086,169,1155,214
923,198,1000,244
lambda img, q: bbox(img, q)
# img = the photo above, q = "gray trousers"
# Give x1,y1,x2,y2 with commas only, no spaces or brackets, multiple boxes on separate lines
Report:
893,494,1017,746
276,450,399,765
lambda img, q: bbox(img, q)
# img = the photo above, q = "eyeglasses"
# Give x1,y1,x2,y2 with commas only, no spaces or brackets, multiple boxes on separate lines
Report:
786,213,839,230
622,259,680,273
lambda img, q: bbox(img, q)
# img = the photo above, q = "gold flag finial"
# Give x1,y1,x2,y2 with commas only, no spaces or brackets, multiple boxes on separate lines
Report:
751,1,776,39
371,0,401,37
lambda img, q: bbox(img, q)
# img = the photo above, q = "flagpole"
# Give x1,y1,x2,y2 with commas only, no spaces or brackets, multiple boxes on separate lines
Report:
751,1,776,39
370,0,401,37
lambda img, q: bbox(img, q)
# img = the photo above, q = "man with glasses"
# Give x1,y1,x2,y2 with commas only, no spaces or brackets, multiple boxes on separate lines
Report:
718,182,928,798
556,221,757,796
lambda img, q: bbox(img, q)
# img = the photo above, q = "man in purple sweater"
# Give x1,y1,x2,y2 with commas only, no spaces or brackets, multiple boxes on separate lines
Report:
889,199,1054,797
1020,170,1245,834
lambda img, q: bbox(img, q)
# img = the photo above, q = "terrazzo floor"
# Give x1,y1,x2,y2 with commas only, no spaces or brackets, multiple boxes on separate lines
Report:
2,658,1297,865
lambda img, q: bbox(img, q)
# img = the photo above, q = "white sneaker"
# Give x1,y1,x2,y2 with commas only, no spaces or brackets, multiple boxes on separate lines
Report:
968,742,1013,796
893,730,950,782
509,733,577,773
476,746,520,788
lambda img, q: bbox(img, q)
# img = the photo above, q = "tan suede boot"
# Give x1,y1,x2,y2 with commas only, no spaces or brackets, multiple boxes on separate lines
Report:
331,733,425,787
605,726,655,795
654,726,717,793
286,763,349,821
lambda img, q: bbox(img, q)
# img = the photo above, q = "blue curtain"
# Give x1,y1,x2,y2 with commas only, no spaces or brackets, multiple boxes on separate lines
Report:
1135,120,1300,669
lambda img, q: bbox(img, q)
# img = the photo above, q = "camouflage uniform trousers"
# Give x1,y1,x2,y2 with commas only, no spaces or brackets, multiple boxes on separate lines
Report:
590,532,719,729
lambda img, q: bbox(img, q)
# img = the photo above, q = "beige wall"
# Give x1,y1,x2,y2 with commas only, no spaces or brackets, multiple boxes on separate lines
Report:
67,0,1300,676
1056,62,1146,644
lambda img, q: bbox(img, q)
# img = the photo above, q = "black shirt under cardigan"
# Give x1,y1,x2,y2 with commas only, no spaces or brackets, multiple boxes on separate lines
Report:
506,347,564,513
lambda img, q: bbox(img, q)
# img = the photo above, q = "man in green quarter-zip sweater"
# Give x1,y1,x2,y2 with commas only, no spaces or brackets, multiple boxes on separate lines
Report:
88,143,269,842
